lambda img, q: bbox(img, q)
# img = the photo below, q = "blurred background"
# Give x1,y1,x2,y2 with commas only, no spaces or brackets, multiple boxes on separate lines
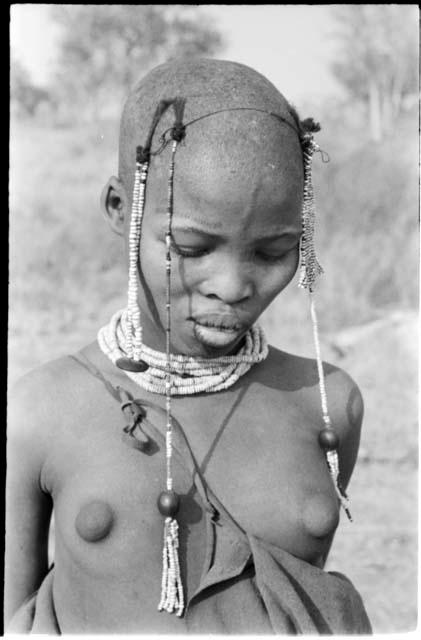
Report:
9,4,418,632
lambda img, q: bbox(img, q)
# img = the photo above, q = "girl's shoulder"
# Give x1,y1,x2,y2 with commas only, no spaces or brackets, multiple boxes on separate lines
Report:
10,352,88,410
257,344,363,404
8,351,99,446
7,355,87,493
254,345,364,486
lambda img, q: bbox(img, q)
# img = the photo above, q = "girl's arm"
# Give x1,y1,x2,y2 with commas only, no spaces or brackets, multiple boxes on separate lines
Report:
5,376,53,626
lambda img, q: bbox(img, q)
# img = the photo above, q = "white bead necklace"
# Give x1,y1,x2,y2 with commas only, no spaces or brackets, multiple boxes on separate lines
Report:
97,308,269,396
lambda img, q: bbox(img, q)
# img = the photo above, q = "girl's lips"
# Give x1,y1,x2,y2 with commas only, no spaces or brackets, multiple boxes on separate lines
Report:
193,322,244,348
192,313,244,331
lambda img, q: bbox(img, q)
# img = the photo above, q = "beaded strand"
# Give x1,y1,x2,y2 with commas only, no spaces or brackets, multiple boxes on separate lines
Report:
129,161,148,359
165,143,176,491
298,130,352,521
298,136,324,291
157,139,184,616
309,293,352,520
115,152,150,374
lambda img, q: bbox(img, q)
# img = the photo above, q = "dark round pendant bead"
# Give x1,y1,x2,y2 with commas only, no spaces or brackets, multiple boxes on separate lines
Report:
318,428,339,451
157,490,180,517
116,357,149,372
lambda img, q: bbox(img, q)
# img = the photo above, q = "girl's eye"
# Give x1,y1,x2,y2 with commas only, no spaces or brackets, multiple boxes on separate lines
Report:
171,243,210,258
170,239,298,262
256,252,284,263
256,245,297,263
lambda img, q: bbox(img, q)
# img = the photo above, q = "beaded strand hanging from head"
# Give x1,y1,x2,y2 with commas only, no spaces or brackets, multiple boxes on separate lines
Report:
297,117,352,521
116,99,174,374
116,98,187,615
157,97,186,616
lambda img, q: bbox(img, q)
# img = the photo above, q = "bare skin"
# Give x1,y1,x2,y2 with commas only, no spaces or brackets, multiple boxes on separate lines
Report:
5,59,364,633
6,343,362,632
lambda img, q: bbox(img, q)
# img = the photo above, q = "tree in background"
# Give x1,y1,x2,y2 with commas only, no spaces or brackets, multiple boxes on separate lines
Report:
330,5,418,141
50,5,225,121
11,56,53,117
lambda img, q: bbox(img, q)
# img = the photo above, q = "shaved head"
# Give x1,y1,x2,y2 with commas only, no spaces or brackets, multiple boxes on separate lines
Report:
118,58,304,203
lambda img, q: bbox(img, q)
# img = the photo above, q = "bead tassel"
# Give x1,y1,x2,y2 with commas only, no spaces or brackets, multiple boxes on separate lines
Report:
157,140,184,616
309,291,352,521
158,518,184,615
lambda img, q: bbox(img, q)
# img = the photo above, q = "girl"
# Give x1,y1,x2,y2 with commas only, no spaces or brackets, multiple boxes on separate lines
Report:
6,58,371,634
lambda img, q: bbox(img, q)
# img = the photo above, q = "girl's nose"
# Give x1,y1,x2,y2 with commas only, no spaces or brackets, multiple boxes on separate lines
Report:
200,256,254,305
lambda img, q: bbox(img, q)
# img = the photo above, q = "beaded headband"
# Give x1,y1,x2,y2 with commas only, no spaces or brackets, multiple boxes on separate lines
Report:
111,98,351,616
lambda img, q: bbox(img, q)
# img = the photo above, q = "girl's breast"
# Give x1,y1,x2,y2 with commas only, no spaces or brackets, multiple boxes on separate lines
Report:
202,432,341,564
301,491,340,539
75,500,115,542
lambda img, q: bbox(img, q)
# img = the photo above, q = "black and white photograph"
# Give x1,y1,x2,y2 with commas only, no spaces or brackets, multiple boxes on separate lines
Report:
7,4,419,635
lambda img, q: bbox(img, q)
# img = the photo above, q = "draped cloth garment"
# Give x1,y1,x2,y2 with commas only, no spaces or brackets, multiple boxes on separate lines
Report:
7,359,372,634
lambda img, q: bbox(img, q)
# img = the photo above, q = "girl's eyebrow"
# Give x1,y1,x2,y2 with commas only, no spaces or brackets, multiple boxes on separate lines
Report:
171,224,220,239
171,223,301,242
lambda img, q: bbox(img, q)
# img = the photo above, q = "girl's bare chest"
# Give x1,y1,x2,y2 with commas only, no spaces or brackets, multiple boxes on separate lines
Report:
49,388,339,574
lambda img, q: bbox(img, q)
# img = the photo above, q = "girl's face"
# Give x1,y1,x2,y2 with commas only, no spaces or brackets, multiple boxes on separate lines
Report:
134,135,303,358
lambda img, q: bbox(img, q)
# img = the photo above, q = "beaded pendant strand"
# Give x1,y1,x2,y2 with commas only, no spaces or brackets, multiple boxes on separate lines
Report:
157,138,185,616
298,134,324,290
116,99,174,374
298,128,352,521
116,149,149,373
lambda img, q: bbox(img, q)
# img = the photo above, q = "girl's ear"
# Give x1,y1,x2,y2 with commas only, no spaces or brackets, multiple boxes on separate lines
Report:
101,176,128,236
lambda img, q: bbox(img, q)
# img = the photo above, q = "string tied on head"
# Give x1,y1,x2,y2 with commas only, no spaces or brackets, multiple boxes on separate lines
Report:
136,145,150,165
139,99,174,162
171,97,187,142
300,117,321,134
298,117,329,163
315,147,330,163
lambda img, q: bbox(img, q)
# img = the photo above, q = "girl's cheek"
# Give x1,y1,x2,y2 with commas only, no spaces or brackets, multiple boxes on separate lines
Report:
263,249,299,292
281,247,300,285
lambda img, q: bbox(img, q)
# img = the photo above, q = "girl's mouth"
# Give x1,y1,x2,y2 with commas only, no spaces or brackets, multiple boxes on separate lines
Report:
193,323,244,349
192,314,246,349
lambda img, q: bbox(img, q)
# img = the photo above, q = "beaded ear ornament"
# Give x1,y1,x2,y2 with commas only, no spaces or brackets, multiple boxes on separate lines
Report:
97,98,351,617
297,119,352,522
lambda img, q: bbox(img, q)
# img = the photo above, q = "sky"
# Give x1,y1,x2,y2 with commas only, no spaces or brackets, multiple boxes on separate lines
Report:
10,4,341,106
205,5,340,102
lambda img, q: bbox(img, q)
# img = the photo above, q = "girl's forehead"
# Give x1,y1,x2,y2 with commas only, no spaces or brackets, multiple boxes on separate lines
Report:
145,157,303,240
146,119,303,208
136,106,305,240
